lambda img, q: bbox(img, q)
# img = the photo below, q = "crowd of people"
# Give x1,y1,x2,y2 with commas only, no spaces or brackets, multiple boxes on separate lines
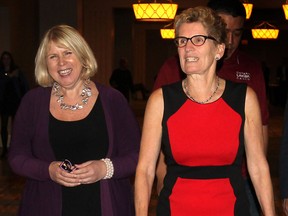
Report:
3,0,288,215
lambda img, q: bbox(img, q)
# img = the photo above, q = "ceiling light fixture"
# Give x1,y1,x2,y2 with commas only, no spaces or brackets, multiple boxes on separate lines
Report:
251,21,279,40
242,0,253,19
160,22,175,39
160,29,175,39
283,1,288,19
132,0,178,22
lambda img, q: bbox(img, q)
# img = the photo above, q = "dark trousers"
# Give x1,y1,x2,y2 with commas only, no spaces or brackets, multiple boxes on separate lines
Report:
1,113,11,157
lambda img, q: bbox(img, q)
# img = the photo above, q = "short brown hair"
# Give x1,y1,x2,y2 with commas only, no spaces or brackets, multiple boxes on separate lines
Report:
174,6,227,45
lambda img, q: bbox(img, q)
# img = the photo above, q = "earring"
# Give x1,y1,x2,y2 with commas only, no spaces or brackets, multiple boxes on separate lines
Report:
215,56,220,60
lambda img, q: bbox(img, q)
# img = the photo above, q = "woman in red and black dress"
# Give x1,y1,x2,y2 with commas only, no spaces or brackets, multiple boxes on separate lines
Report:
135,6,275,216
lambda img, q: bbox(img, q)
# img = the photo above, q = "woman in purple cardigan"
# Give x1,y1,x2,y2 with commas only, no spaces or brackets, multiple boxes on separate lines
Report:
8,25,140,216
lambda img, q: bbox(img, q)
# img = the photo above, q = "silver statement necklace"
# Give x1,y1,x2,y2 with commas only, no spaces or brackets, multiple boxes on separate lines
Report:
53,79,92,111
183,76,220,104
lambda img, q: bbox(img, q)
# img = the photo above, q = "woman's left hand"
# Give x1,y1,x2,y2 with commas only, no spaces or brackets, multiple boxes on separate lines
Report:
72,160,106,184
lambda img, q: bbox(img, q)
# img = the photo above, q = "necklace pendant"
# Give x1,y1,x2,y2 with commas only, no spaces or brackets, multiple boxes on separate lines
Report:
71,104,80,111
183,76,220,104
57,95,64,103
60,103,67,110
53,79,92,111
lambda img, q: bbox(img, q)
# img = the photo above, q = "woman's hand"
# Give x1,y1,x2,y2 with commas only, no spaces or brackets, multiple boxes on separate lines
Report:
49,161,81,187
73,160,107,184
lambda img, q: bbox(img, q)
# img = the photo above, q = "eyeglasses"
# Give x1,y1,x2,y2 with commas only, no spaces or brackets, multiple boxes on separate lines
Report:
59,159,76,173
174,35,217,48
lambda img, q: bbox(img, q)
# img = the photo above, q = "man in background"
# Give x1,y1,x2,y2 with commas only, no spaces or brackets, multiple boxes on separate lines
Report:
110,58,134,101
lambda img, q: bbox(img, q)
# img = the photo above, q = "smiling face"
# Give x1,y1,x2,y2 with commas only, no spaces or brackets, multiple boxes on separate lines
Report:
177,22,225,76
46,41,84,90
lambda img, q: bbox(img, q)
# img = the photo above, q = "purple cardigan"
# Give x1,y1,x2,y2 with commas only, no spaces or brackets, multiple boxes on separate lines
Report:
8,83,140,216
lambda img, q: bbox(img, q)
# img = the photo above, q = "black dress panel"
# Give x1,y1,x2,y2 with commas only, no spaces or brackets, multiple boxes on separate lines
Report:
50,97,109,216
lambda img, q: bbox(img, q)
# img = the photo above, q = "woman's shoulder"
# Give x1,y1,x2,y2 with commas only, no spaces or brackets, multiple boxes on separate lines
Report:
20,86,51,107
96,82,116,93
96,82,128,105
245,85,257,100
16,86,51,115
149,87,163,103
224,79,247,93
161,80,185,100
162,80,182,89
96,82,124,98
222,79,247,96
24,86,51,98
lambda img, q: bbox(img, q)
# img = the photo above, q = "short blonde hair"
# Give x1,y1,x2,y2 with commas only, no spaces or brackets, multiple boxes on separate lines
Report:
174,6,227,45
35,24,97,87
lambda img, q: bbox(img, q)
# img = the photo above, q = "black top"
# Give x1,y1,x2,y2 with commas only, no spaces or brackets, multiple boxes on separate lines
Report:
50,97,109,216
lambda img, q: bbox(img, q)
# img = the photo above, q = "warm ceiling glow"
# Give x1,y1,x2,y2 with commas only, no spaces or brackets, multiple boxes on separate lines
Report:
160,29,175,39
243,3,253,19
133,2,178,21
252,29,279,39
283,4,288,19
251,22,279,40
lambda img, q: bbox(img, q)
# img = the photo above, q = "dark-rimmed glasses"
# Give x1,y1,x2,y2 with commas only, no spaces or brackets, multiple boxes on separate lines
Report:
174,35,217,48
59,159,76,173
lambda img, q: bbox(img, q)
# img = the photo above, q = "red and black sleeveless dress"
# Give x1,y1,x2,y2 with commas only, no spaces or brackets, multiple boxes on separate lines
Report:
157,80,251,216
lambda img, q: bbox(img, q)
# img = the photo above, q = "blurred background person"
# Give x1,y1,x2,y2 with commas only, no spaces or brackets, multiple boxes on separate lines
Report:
277,57,288,107
110,58,134,101
153,54,185,91
0,51,29,158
